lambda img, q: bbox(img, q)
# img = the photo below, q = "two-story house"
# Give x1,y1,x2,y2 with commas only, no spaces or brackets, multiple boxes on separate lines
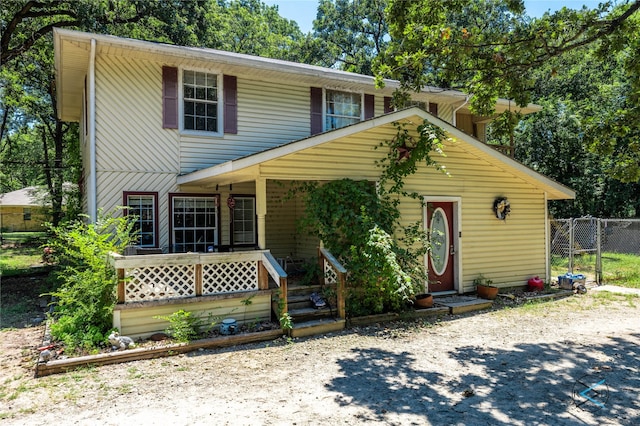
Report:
53,28,573,336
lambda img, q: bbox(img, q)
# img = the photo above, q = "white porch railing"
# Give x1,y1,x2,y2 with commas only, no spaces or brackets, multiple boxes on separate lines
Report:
109,250,287,309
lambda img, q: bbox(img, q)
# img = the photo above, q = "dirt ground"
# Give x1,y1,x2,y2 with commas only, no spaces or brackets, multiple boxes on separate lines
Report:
1,284,639,425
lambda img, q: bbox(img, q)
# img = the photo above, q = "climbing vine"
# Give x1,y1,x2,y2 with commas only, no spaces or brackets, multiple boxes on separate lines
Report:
376,119,449,199
284,119,451,316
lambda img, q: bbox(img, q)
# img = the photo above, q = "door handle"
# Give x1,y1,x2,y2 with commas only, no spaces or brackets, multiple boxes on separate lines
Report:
450,245,455,255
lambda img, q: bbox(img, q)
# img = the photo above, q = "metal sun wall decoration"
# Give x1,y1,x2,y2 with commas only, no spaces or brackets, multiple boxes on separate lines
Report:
493,197,511,220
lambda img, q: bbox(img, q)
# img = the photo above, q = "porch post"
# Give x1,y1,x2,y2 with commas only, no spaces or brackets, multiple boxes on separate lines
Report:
256,177,267,249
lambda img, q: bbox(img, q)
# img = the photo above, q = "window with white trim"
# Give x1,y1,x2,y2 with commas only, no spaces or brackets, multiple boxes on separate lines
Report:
125,193,157,247
182,70,220,133
325,89,362,130
231,196,256,245
171,195,218,253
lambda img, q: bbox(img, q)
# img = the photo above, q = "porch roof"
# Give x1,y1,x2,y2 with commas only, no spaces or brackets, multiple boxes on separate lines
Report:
176,107,575,201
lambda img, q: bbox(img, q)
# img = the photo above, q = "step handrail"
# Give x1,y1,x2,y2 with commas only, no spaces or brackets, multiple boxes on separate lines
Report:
260,251,288,316
318,247,347,319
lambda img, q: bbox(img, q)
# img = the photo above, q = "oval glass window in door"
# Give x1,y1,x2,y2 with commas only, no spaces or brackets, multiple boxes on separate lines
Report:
430,207,449,276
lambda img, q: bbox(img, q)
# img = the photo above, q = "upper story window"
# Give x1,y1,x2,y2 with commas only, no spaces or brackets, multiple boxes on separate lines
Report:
182,70,221,134
325,90,362,130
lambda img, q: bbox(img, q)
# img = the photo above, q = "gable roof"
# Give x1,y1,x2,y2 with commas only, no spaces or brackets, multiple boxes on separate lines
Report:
0,184,76,207
53,28,540,123
177,107,575,200
0,187,45,207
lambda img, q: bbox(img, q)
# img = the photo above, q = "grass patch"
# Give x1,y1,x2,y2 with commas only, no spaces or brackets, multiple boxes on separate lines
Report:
1,232,47,244
0,245,43,276
601,253,640,288
591,290,638,307
552,252,640,289
1,232,50,277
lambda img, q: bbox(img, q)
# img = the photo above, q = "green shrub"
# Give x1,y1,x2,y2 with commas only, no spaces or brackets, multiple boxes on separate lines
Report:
291,120,445,317
155,309,200,343
296,180,428,317
46,210,137,352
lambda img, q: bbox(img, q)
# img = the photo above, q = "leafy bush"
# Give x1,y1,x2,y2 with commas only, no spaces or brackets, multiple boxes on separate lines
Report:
297,180,428,317
155,309,200,343
293,120,446,317
46,211,137,352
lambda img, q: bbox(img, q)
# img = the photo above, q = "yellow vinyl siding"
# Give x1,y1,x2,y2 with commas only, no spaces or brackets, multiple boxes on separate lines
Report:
256,123,549,292
95,55,179,174
94,54,180,249
114,293,271,339
398,140,548,292
264,180,319,261
265,181,299,259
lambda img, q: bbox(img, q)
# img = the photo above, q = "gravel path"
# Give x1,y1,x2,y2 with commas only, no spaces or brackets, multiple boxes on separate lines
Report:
1,289,639,425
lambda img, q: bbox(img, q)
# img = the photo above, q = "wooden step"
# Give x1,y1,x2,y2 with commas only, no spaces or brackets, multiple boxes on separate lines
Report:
286,283,324,297
288,305,337,323
287,293,317,310
290,318,346,338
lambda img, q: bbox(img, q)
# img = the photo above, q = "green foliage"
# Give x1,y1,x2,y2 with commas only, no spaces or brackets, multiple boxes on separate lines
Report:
154,310,200,343
516,43,640,217
376,119,448,198
296,178,430,317
472,274,494,287
279,312,293,331
46,210,138,351
297,179,397,256
313,0,389,74
346,224,414,316
0,244,43,277
378,0,640,183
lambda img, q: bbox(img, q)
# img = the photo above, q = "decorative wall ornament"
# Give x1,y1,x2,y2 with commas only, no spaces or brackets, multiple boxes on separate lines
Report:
227,195,236,210
493,197,510,220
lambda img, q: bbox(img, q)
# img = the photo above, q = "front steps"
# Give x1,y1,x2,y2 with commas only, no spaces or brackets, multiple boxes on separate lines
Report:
290,318,346,338
279,283,345,338
276,286,495,338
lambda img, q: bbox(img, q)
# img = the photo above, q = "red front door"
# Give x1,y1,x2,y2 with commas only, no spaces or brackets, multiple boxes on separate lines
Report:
427,202,455,292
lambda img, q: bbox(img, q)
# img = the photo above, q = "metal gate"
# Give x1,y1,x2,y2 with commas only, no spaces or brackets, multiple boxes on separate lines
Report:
550,218,602,284
550,217,640,285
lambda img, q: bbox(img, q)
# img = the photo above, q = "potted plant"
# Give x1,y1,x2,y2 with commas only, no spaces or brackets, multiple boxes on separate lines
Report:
414,292,434,308
474,274,499,300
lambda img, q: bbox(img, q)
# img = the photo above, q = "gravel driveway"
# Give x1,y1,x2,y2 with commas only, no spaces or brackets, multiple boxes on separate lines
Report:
1,288,639,425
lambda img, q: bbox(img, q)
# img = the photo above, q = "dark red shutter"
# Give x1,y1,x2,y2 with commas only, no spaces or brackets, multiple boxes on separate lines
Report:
224,75,238,134
310,87,323,135
428,102,438,116
162,66,178,129
364,94,375,119
384,96,393,113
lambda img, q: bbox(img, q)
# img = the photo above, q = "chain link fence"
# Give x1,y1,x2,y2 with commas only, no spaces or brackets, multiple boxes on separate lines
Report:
550,218,640,285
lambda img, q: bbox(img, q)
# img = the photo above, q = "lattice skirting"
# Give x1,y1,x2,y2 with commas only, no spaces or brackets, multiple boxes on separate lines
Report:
124,265,196,302
202,260,259,294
